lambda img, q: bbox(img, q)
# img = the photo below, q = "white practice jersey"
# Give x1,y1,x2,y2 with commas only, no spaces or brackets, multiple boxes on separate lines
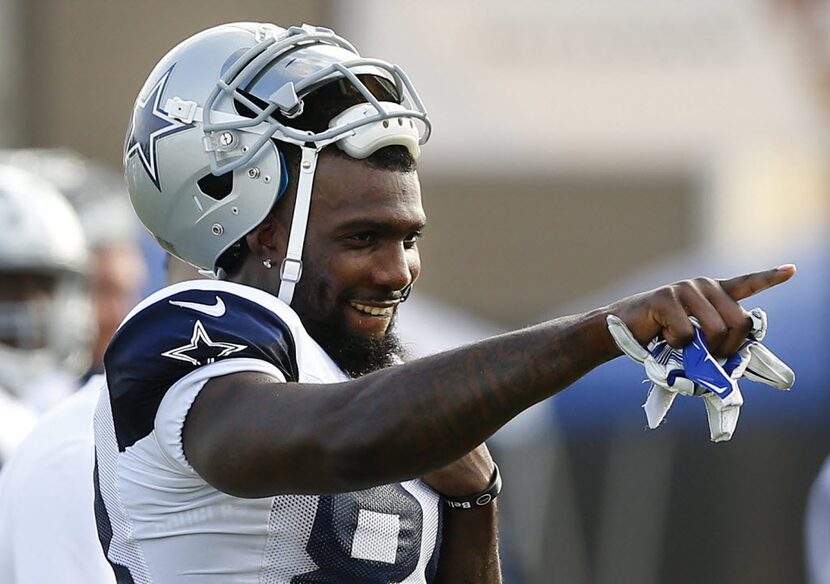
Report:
0,390,36,466
0,368,79,466
94,280,442,583
0,375,114,584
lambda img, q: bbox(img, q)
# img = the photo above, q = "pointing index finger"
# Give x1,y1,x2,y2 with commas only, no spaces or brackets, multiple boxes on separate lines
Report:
719,264,797,301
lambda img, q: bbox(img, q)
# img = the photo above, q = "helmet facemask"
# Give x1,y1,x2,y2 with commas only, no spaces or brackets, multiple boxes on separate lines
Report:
0,270,91,397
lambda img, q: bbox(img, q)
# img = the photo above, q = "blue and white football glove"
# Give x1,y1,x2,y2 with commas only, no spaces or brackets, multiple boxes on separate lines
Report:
606,308,795,442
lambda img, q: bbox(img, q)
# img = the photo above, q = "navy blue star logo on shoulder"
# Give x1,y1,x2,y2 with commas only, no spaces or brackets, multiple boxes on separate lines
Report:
125,65,191,191
161,320,247,367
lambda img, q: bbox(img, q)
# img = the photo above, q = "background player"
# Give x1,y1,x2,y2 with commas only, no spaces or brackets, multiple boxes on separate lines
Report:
0,149,147,379
0,152,145,583
0,164,92,463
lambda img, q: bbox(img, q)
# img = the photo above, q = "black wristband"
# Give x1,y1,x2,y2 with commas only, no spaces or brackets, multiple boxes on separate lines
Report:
443,463,502,510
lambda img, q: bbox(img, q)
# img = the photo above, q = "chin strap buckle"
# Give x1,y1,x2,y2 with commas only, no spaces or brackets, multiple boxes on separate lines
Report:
280,258,303,283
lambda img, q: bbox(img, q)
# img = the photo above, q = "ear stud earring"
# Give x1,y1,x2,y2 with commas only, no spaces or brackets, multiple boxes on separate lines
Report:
263,258,273,269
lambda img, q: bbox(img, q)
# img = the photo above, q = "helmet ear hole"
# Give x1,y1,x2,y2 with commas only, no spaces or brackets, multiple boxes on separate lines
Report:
197,171,234,200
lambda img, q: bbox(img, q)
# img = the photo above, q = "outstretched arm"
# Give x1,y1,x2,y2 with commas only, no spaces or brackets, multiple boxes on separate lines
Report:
183,266,795,497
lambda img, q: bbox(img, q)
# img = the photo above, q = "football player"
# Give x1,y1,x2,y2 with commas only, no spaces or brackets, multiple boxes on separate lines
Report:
95,22,794,583
0,149,147,379
0,154,145,583
0,164,92,463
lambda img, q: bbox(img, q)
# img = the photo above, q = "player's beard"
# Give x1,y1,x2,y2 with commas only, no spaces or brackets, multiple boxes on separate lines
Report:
289,276,407,378
308,314,406,378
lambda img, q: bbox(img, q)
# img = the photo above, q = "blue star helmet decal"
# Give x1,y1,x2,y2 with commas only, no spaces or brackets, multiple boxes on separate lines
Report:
125,65,191,191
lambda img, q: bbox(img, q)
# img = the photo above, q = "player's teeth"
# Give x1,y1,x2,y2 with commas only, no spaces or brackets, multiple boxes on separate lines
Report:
351,302,393,316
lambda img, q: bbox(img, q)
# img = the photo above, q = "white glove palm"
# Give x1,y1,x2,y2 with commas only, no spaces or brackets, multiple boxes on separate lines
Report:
607,308,794,442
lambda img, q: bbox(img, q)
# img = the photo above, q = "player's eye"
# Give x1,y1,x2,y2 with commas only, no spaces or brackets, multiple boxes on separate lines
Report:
345,232,376,247
403,231,422,249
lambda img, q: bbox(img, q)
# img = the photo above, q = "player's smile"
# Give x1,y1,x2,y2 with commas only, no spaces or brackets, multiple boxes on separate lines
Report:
346,299,399,335
349,300,399,317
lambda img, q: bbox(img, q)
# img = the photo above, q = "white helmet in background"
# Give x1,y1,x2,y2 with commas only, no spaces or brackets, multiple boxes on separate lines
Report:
0,164,93,397
0,148,137,249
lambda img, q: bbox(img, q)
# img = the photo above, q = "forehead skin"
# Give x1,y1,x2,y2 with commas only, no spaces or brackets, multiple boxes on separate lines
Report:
305,153,426,241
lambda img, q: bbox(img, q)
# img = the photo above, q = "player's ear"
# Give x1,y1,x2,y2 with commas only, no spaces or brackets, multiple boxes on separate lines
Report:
245,214,287,264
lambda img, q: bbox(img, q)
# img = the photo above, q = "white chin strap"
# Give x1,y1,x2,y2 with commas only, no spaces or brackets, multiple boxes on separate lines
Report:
278,146,318,305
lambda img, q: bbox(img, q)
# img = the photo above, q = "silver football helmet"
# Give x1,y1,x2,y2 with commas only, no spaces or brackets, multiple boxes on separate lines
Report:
124,22,430,305
0,164,93,396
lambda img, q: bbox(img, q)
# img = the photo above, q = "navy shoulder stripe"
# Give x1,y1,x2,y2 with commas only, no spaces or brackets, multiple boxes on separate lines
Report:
104,289,298,451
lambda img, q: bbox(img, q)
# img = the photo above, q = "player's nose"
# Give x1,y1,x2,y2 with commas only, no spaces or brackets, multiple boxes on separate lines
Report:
372,243,417,293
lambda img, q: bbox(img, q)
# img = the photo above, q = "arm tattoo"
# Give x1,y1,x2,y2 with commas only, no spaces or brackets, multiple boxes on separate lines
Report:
341,310,613,477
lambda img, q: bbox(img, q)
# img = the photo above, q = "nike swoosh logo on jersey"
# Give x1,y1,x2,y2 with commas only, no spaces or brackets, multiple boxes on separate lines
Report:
169,296,226,317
